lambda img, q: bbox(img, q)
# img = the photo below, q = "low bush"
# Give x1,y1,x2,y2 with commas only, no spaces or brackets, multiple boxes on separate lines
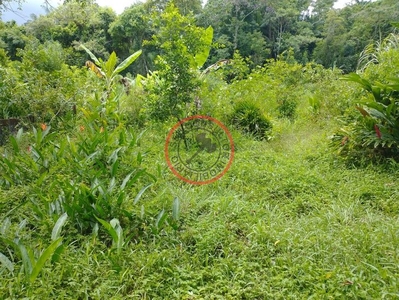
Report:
331,44,399,162
230,100,272,140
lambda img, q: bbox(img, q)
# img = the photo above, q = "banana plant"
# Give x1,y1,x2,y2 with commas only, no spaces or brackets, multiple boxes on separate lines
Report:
80,44,142,104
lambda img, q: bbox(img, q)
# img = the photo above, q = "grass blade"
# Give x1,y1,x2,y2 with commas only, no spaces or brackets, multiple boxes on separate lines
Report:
110,218,124,254
51,213,68,241
29,238,62,283
155,209,166,229
133,184,153,205
15,239,33,278
172,197,180,221
120,172,133,190
51,244,66,264
94,216,118,243
9,136,19,153
16,127,23,142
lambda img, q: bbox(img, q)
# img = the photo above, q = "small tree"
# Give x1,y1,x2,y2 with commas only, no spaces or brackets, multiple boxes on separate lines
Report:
145,3,213,122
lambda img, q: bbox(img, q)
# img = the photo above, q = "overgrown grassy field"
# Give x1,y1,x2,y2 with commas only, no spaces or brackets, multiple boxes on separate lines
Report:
1,56,399,298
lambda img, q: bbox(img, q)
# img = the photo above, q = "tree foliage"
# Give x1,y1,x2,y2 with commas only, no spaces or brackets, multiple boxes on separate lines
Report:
144,3,212,121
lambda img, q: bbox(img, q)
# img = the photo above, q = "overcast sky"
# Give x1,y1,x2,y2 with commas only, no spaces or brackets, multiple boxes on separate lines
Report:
1,0,352,24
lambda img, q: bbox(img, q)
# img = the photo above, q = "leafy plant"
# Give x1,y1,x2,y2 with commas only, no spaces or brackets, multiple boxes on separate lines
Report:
55,123,155,234
149,197,181,234
0,215,67,284
231,100,272,140
95,217,124,255
218,50,250,83
0,39,87,124
278,97,297,120
80,44,142,117
332,72,399,160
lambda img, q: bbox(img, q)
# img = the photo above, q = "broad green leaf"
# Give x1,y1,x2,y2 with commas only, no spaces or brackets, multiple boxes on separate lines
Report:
371,86,382,102
155,209,166,228
135,74,146,88
386,103,397,117
110,218,124,253
107,147,122,164
17,219,27,235
15,239,33,277
85,150,100,163
133,184,153,205
112,50,142,76
30,147,43,163
120,172,133,190
30,200,45,220
9,136,19,153
122,169,147,190
94,216,118,243
108,177,116,193
194,26,213,69
368,108,394,126
36,172,47,186
92,222,99,237
79,44,102,66
105,51,118,78
0,170,13,185
51,244,66,264
32,126,38,140
0,252,14,273
29,238,62,283
130,129,146,148
111,160,120,178
16,128,23,142
172,197,180,221
51,213,68,241
1,217,11,235
341,73,372,92
140,205,145,219
116,191,125,206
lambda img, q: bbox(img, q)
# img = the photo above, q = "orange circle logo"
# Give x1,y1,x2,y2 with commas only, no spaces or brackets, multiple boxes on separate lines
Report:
165,115,234,185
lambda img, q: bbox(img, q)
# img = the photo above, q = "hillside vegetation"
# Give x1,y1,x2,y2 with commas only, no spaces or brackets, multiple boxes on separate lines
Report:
1,0,399,298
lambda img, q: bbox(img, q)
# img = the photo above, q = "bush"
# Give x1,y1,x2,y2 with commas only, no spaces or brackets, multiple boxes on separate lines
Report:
278,96,297,120
0,39,90,124
231,100,272,140
331,46,399,161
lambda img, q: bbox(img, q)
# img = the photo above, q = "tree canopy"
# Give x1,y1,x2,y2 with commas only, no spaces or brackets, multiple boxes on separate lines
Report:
1,0,398,72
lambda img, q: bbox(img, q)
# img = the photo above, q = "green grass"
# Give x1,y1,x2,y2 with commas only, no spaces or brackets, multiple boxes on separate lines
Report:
2,116,398,299
1,58,399,298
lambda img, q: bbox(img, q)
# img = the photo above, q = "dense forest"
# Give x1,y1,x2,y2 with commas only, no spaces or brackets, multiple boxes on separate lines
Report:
1,0,399,298
1,0,398,74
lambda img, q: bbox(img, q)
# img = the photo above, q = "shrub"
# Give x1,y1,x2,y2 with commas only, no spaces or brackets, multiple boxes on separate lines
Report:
0,39,89,124
144,3,213,122
331,51,399,161
231,100,272,140
278,96,297,120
